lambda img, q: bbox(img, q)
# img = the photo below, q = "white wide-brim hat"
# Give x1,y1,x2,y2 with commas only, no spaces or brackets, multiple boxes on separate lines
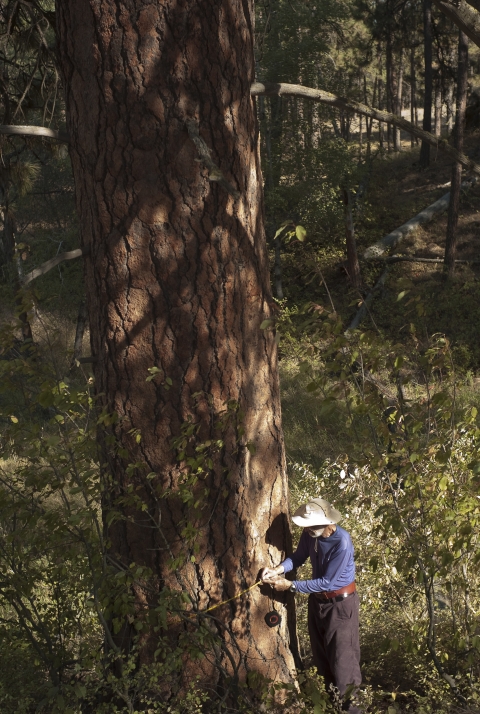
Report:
292,498,342,527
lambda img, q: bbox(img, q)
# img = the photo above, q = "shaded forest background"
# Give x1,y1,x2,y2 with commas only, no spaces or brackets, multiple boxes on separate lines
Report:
3,0,480,712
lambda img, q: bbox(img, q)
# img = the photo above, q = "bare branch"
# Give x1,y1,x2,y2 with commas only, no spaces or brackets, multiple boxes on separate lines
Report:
22,248,82,286
251,82,480,177
0,125,69,143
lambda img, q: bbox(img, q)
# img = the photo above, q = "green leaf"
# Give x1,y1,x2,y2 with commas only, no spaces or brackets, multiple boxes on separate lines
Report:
396,290,408,301
260,319,273,330
295,224,307,241
274,222,292,239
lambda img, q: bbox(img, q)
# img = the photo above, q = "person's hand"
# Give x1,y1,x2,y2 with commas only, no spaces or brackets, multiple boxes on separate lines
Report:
268,578,292,592
261,565,284,582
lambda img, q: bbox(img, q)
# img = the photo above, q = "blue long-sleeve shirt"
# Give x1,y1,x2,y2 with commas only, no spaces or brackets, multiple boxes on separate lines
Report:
280,525,355,595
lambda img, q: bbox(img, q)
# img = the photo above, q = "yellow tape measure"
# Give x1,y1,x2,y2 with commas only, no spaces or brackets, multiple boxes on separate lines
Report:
188,579,262,618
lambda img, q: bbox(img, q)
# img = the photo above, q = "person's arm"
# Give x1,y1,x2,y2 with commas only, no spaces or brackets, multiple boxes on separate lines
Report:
293,540,351,594
279,530,310,574
261,531,310,581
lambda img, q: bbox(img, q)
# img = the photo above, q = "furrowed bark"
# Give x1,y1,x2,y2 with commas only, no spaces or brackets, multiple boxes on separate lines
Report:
70,300,88,370
56,0,296,691
251,82,480,178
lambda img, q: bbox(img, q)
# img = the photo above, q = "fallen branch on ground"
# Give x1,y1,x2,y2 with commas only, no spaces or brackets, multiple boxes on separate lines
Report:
363,177,477,259
376,255,480,265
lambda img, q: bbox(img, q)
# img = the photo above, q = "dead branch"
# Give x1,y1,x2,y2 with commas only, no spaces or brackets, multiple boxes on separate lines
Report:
0,125,69,143
363,177,476,259
250,82,480,178
22,248,83,286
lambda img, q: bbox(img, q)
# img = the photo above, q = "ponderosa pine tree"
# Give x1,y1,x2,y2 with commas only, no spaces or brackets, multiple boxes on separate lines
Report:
55,0,298,696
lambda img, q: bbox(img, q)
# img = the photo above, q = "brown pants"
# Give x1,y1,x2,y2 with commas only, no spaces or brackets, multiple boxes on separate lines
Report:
308,592,362,714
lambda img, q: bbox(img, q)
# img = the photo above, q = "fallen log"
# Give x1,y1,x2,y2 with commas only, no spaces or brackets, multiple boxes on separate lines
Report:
251,82,480,178
363,177,477,259
380,255,480,265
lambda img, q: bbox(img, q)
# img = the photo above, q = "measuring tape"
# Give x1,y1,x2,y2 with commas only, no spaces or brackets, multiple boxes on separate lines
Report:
187,579,282,628
188,580,262,618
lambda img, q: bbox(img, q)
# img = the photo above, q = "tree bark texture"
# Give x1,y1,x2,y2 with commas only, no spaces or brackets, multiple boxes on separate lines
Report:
70,299,88,369
420,0,433,167
55,0,296,690
445,31,469,277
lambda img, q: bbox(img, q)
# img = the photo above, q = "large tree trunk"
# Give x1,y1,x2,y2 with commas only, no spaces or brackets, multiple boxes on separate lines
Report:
445,31,469,277
56,0,297,695
420,0,433,167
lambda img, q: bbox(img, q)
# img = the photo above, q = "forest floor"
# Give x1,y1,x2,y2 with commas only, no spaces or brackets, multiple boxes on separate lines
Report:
280,126,480,469
321,128,480,370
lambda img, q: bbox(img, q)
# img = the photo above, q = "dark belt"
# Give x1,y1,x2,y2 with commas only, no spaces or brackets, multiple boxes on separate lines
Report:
313,581,356,602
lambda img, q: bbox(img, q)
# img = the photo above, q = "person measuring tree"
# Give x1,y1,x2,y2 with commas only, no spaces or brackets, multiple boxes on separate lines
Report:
262,498,361,714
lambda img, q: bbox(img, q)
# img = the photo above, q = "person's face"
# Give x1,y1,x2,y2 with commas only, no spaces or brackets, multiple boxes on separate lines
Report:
306,524,330,538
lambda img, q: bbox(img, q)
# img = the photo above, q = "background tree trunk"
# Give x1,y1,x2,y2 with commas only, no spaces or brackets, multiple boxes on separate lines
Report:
394,48,405,151
434,72,442,135
420,0,433,167
56,0,297,691
444,31,469,277
343,189,361,288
